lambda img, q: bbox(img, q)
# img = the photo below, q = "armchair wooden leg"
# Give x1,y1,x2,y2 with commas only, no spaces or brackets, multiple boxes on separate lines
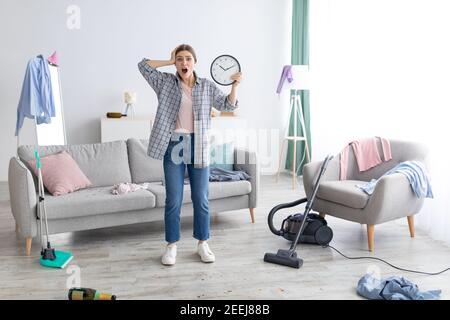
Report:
367,225,374,252
249,208,255,223
15,223,20,233
407,215,415,238
25,237,32,256
319,212,326,219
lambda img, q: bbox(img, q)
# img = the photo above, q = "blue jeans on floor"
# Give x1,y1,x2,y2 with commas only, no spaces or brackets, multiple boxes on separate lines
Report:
163,133,210,243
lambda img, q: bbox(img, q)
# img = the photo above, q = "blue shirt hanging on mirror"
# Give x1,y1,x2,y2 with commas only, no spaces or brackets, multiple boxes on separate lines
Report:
15,55,55,136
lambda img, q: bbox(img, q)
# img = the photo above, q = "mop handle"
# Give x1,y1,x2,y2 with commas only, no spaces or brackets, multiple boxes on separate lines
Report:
34,148,45,250
34,148,51,249
34,150,41,169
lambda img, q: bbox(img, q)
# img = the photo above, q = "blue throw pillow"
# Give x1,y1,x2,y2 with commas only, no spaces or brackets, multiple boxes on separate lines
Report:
210,142,234,171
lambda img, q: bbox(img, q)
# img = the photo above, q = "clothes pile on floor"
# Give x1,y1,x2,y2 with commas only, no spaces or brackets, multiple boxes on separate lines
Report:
357,273,441,300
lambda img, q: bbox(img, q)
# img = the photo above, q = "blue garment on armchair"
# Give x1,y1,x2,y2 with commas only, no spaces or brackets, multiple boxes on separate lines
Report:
357,273,441,300
15,55,55,136
357,160,433,198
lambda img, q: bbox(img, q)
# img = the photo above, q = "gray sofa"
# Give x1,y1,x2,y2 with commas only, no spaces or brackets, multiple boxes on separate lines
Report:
8,139,259,256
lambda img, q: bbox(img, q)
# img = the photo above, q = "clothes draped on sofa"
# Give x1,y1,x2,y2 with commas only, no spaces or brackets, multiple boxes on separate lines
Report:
356,160,433,198
340,137,392,180
209,167,250,182
111,182,150,195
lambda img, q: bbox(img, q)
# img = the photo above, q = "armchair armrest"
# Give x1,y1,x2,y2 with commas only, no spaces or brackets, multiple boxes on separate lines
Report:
234,148,259,208
302,157,340,200
364,172,425,225
8,157,38,238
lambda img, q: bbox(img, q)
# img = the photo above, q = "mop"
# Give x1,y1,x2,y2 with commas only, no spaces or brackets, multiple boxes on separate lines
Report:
34,148,73,269
31,54,73,268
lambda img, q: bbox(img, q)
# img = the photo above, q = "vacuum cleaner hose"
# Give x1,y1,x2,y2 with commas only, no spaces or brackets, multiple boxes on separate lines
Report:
267,198,308,236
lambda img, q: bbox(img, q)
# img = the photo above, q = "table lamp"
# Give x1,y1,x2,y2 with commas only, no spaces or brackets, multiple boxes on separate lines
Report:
124,92,137,119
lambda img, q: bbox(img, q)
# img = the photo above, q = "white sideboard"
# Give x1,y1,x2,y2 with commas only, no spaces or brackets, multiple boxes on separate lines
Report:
100,117,153,142
100,116,247,143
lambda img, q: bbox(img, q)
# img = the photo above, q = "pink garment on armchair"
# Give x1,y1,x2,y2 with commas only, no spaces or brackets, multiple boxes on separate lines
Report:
340,137,392,180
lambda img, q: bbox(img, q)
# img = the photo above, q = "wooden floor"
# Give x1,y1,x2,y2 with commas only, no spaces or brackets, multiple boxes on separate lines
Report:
1,175,449,300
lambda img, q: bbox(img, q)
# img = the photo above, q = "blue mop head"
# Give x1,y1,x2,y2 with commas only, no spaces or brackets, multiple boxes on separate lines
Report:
40,250,73,269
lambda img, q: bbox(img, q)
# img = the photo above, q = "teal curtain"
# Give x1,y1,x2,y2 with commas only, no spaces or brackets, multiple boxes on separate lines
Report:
285,0,311,176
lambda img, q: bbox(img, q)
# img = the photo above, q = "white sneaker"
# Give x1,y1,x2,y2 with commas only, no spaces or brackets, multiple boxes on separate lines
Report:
161,243,177,266
197,242,215,263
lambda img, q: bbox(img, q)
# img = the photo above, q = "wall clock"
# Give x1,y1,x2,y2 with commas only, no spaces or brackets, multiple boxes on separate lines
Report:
210,54,241,86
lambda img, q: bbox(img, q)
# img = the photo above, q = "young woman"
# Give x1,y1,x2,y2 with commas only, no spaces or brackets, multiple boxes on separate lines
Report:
138,44,242,266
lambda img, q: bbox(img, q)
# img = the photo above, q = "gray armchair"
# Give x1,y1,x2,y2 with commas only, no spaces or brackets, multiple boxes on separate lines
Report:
302,139,428,251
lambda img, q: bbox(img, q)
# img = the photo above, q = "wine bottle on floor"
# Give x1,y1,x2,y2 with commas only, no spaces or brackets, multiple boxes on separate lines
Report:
68,287,116,300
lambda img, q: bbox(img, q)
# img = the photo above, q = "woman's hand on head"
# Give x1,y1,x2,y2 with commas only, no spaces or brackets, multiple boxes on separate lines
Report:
231,72,242,87
170,47,178,65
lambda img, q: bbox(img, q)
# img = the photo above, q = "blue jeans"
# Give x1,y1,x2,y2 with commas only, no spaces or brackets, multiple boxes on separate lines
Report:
163,133,210,243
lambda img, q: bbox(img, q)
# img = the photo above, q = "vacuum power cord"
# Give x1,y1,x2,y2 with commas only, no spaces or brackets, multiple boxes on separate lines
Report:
324,244,450,276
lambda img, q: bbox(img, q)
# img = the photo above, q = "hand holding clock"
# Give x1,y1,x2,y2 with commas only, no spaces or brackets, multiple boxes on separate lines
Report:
230,72,242,87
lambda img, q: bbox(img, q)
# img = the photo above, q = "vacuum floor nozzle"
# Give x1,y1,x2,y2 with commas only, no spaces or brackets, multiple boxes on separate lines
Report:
263,249,303,269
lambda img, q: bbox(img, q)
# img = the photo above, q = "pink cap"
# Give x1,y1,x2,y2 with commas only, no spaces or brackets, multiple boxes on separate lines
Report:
48,51,59,66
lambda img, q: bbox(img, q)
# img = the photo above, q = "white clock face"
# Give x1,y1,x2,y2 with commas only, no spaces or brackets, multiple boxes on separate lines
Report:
210,55,241,86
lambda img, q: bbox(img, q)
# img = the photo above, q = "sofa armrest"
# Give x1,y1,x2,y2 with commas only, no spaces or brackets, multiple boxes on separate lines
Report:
364,172,424,225
8,157,38,238
302,157,340,200
233,148,259,208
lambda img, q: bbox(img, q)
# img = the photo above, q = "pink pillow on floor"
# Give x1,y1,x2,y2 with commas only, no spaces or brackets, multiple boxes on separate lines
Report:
28,151,92,196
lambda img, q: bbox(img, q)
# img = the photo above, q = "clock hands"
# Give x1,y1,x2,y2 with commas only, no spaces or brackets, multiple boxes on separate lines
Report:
217,64,236,72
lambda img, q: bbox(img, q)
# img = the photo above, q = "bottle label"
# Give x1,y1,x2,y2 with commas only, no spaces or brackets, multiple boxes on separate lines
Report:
71,291,84,300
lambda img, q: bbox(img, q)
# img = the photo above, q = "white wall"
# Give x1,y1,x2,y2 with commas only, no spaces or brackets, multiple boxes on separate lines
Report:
309,0,450,159
309,0,450,243
0,0,292,181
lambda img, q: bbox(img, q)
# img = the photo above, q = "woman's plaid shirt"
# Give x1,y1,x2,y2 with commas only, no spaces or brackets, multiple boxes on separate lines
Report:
138,58,238,168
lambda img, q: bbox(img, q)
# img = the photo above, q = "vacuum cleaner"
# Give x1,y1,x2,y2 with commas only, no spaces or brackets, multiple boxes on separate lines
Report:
264,155,333,268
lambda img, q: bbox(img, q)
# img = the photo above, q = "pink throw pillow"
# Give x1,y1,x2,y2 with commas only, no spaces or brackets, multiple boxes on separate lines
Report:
28,151,92,196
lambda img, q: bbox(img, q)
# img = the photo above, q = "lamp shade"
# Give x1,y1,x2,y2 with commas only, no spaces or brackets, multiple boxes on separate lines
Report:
285,65,310,90
124,92,137,104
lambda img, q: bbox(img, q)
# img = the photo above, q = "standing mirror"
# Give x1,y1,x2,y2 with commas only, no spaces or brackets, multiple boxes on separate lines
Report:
36,64,67,146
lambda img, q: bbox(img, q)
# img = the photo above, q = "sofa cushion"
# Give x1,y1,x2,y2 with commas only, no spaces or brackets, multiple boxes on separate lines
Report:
317,180,370,209
147,180,252,207
28,151,92,196
18,141,132,188
127,139,164,183
44,186,156,220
